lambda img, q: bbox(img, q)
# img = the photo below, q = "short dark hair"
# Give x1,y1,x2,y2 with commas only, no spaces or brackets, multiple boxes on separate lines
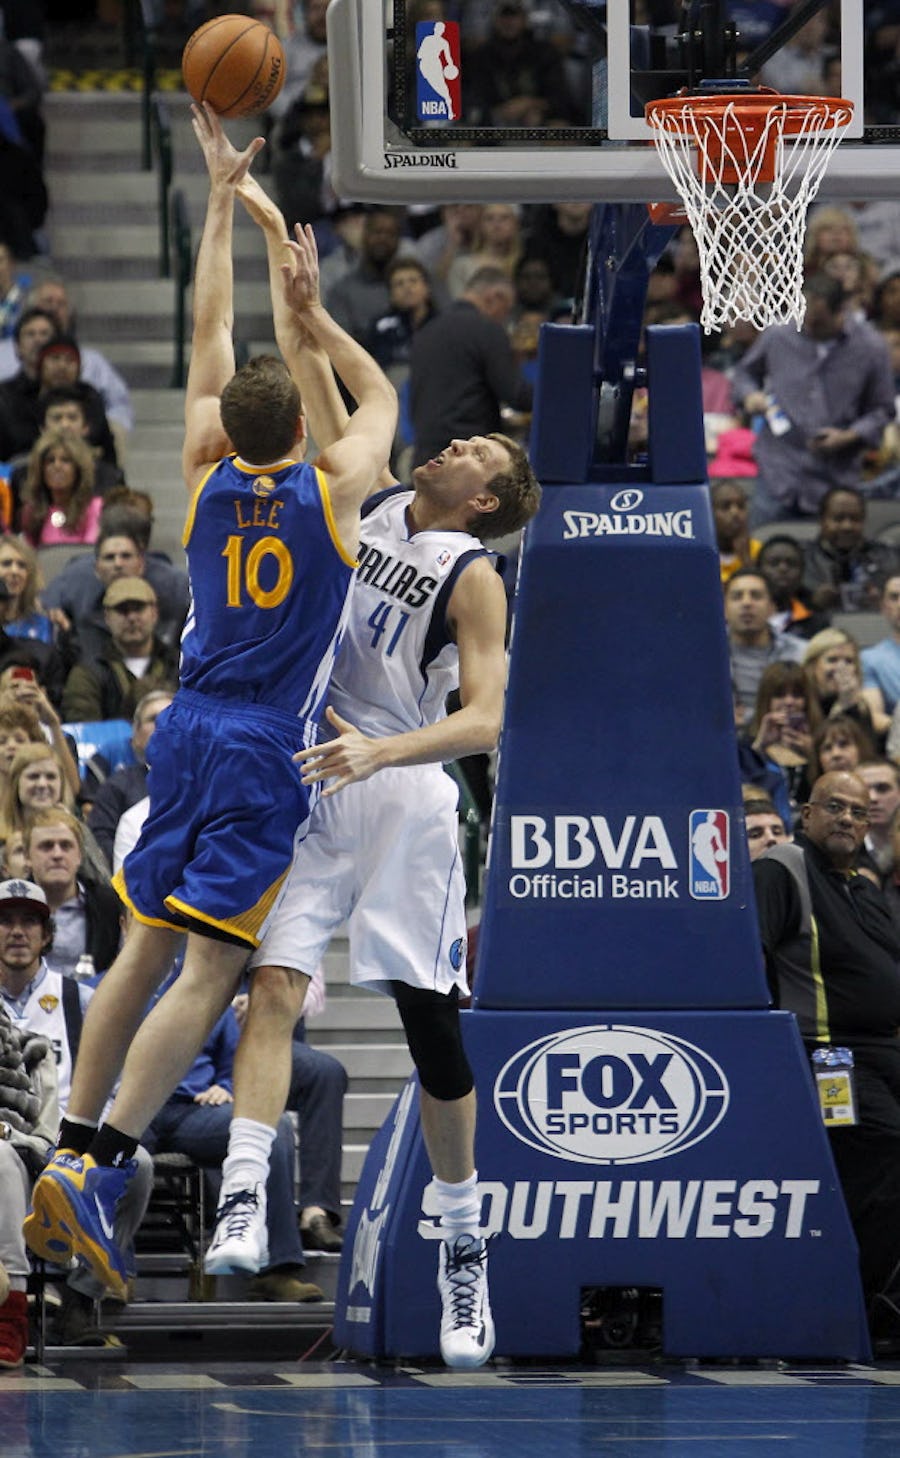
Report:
757,534,804,567
743,794,779,816
818,484,865,519
220,356,301,464
386,257,429,286
39,385,86,424
14,307,56,343
710,478,748,503
467,434,541,541
723,567,771,597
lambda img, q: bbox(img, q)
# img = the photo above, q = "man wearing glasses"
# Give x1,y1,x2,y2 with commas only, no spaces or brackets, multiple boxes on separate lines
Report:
753,770,900,1340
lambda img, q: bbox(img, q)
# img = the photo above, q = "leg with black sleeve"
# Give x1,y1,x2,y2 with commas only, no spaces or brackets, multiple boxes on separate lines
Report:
392,980,494,1369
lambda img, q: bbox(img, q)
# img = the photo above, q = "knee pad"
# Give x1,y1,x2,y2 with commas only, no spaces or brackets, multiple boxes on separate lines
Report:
392,983,474,1102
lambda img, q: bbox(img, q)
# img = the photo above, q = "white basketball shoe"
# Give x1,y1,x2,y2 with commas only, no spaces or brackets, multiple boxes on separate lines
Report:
437,1233,495,1369
204,1183,269,1275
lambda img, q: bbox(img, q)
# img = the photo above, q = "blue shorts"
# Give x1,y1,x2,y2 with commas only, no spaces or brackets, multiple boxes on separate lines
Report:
114,689,315,949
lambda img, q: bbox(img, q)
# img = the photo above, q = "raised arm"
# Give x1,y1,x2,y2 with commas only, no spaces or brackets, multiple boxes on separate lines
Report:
237,175,350,450
182,104,265,491
277,225,398,539
238,178,399,489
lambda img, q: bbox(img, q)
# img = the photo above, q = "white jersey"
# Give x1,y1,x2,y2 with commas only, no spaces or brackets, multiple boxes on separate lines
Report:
0,962,91,1112
328,486,491,738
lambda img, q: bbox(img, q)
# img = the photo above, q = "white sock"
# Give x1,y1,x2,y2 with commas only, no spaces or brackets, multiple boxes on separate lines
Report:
221,1116,276,1194
431,1172,481,1241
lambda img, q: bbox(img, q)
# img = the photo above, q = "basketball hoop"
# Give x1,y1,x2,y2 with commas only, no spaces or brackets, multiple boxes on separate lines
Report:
645,89,854,332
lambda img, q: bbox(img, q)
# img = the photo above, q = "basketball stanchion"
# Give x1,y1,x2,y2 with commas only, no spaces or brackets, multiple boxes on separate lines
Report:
645,86,854,330
329,21,871,1365
334,241,872,1366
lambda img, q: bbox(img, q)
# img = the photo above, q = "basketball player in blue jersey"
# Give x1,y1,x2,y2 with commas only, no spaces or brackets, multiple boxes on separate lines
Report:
205,175,541,1367
22,105,397,1298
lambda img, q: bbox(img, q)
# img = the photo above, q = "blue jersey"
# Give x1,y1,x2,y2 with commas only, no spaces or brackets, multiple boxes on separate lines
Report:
180,454,356,720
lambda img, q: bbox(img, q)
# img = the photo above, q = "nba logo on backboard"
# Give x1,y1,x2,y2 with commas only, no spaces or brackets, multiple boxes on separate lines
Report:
688,810,729,900
416,21,461,123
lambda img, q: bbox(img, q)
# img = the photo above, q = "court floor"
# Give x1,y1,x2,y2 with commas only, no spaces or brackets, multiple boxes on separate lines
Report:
5,1357,900,1457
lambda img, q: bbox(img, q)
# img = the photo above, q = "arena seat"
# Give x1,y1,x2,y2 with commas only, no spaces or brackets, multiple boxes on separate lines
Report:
61,719,135,780
830,611,887,648
754,519,820,543
135,1153,211,1301
863,500,900,537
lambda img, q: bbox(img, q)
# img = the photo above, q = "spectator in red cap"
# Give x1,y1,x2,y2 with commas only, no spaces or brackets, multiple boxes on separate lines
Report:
36,335,118,466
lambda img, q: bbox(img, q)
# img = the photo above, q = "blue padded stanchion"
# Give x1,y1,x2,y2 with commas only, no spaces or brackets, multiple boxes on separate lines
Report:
334,211,871,1363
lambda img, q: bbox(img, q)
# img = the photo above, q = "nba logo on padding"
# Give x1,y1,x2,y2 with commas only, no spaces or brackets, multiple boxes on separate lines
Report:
688,810,729,900
416,21,461,122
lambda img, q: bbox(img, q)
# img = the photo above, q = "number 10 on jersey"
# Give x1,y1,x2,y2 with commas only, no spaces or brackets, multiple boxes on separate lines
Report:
223,534,294,610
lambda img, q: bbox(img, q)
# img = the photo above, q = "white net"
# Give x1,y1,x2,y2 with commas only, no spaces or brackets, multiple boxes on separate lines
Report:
646,95,853,332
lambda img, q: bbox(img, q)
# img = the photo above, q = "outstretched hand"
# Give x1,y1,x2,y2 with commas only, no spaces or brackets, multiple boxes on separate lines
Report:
293,706,383,796
279,222,322,315
190,101,265,189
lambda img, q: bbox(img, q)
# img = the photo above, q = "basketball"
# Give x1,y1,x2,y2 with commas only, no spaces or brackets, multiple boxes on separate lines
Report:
182,14,286,119
444,63,458,80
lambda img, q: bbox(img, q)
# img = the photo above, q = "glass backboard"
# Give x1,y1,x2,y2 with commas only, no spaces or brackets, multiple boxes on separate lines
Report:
327,0,900,202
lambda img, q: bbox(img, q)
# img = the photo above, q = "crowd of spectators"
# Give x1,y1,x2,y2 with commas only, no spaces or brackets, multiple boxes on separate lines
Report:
0,5,360,1364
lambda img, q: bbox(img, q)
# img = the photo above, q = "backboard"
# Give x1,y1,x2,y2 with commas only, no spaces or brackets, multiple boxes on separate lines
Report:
327,0,900,203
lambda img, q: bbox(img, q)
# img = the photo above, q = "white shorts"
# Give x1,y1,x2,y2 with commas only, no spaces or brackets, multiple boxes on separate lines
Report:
250,763,468,997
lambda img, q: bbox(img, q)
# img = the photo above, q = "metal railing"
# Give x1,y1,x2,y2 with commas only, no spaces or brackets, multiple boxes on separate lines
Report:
171,187,192,388
131,0,160,171
151,95,173,279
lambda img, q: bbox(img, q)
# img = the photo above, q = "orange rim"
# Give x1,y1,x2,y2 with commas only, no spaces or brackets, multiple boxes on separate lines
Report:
645,90,853,185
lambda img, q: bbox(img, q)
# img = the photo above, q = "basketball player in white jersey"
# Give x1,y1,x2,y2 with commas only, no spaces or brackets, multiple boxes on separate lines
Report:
211,177,542,1368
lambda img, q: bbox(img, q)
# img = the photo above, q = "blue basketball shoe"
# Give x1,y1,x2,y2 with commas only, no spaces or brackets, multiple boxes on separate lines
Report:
24,1152,135,1300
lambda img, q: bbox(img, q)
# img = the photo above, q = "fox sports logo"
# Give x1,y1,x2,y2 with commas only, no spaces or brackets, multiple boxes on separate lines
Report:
494,1025,729,1165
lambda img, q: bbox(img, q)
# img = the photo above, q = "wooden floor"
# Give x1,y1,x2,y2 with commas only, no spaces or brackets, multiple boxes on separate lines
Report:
7,1352,900,1456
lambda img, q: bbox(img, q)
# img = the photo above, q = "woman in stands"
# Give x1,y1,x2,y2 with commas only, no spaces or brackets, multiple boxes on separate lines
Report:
0,741,107,882
0,740,74,831
809,713,876,783
447,202,524,296
804,206,865,274
19,429,102,548
746,662,821,824
0,536,54,643
803,626,890,746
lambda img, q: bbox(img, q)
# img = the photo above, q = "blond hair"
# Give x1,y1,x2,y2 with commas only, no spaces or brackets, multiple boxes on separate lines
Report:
0,742,74,840
0,535,42,621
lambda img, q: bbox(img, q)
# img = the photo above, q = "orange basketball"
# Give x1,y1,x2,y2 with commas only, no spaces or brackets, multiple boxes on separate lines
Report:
182,14,286,119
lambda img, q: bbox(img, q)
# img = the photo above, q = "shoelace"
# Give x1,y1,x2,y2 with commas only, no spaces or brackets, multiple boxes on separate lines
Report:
443,1235,489,1330
214,1187,260,1240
